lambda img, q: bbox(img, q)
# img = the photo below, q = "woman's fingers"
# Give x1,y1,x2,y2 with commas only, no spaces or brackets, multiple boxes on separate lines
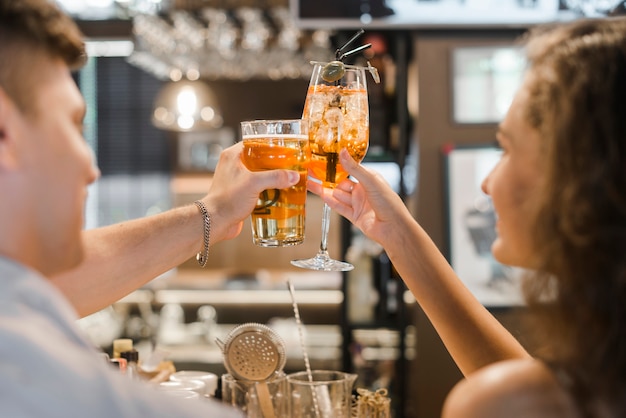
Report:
307,177,324,196
333,180,356,206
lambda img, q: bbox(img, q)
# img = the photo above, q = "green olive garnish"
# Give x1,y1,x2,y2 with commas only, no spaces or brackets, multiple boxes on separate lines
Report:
321,60,345,82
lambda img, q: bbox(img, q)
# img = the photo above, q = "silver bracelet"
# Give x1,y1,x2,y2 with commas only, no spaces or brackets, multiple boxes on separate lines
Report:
193,200,210,268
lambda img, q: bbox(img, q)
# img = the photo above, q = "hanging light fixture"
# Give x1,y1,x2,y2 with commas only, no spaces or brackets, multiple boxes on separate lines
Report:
152,79,223,132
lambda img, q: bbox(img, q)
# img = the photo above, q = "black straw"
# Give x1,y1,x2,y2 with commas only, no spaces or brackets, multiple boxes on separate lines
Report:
338,43,372,61
335,29,365,60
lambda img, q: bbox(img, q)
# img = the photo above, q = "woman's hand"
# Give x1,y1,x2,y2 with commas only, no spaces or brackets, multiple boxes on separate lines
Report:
308,149,411,248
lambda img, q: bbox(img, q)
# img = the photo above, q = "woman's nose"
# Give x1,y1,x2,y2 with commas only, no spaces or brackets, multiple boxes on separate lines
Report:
481,173,491,195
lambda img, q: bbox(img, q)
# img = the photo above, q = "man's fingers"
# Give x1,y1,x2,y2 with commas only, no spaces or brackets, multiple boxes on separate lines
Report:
257,170,300,192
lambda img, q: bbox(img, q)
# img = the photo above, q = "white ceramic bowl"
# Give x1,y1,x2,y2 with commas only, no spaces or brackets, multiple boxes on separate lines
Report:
170,371,218,397
159,379,206,395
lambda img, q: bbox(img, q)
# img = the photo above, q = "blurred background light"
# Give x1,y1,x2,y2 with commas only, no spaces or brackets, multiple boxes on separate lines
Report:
152,79,223,132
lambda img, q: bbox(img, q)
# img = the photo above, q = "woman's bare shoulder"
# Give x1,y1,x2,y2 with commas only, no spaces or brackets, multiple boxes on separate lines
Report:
442,359,581,418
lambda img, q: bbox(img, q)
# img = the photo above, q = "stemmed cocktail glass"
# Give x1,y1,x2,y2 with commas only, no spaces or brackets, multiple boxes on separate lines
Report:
291,60,370,271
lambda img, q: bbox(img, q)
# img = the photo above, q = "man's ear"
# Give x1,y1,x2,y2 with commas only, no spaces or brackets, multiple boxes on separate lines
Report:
0,87,19,171
0,88,6,140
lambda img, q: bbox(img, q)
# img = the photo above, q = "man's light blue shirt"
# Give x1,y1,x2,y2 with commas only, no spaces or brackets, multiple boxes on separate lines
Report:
0,256,242,418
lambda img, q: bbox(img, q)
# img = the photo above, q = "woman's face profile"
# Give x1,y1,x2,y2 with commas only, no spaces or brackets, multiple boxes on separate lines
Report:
481,80,544,269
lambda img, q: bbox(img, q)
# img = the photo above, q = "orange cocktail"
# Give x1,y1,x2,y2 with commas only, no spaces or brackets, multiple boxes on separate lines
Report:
291,61,369,271
303,83,369,188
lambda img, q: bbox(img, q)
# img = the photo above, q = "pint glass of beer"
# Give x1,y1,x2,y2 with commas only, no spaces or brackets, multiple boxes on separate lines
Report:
241,119,309,247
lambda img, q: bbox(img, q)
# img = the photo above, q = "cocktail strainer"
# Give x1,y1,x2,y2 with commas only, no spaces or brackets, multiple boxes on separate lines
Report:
216,323,287,418
216,322,287,381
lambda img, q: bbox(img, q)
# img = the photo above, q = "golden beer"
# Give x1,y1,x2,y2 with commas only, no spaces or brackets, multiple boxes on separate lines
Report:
242,132,309,247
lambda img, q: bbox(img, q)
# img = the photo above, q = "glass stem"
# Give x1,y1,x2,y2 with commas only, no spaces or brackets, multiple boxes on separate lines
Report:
319,203,331,253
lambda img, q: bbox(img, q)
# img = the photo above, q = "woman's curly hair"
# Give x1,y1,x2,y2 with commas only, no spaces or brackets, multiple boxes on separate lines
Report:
521,17,626,414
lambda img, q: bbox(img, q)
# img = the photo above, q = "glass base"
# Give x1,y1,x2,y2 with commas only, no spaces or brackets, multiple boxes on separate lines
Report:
254,237,303,247
291,251,354,272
